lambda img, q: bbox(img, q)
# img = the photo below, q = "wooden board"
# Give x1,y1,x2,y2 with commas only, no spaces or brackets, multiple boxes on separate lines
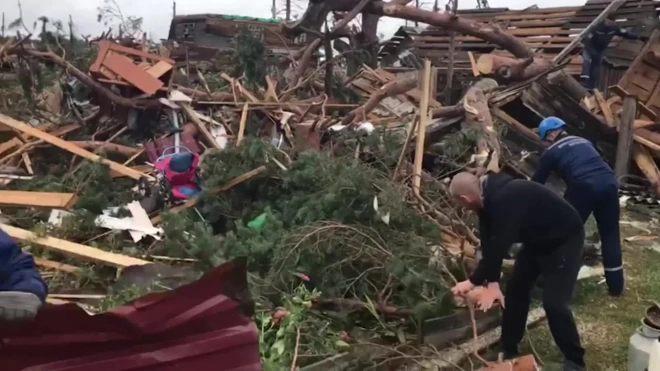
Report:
614,30,660,118
0,114,149,181
632,143,660,196
146,60,174,78
1,224,150,268
33,257,80,273
181,104,221,149
0,191,77,209
103,53,164,95
0,137,21,157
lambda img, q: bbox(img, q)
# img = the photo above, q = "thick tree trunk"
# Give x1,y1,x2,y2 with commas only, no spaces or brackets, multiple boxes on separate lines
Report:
476,55,553,82
463,84,501,172
378,3,531,58
287,1,532,59
546,70,589,102
340,77,417,125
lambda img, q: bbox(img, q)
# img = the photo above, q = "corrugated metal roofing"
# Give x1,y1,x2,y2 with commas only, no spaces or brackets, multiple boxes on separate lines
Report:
0,259,261,371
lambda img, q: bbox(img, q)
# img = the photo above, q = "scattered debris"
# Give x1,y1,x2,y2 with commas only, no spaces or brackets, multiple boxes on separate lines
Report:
0,0,655,369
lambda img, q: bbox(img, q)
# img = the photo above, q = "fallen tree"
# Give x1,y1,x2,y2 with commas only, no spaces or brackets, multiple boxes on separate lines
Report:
340,76,417,125
476,55,554,83
286,0,532,59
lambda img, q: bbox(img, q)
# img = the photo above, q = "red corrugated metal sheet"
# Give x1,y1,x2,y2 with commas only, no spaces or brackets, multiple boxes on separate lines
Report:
0,258,261,371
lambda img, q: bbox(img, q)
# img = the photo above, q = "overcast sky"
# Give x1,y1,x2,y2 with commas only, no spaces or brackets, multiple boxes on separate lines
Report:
1,0,585,40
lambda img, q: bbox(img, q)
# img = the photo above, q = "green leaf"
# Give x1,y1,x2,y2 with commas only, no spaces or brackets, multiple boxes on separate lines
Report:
335,340,350,349
272,339,286,356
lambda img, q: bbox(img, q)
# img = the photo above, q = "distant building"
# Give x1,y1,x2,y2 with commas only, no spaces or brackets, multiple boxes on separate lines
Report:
166,14,311,66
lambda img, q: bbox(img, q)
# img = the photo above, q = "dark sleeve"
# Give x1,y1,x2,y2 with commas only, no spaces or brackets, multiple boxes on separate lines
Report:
615,26,640,40
469,190,524,285
531,149,556,185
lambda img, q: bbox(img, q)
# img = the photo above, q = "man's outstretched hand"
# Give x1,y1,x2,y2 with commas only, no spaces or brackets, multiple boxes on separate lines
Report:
476,282,505,311
451,280,475,296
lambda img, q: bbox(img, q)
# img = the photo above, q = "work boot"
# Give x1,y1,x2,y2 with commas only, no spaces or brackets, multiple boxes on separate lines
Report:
605,269,624,297
0,291,43,321
563,360,585,371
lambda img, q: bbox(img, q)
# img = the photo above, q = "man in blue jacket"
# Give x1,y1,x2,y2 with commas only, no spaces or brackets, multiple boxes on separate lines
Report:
532,116,623,296
581,13,647,90
0,228,47,321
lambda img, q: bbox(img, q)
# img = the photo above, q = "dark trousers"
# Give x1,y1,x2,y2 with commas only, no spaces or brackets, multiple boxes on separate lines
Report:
565,179,624,295
581,47,606,90
500,231,586,367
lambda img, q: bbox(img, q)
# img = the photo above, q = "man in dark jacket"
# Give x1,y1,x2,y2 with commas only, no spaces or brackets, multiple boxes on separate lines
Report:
532,116,623,297
581,13,646,90
0,229,47,321
449,172,586,371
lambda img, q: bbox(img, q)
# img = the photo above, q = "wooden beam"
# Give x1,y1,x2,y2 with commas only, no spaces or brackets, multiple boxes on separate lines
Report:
615,96,636,178
430,307,546,368
0,114,149,180
594,89,614,127
33,257,80,274
181,104,221,149
633,134,660,155
491,108,546,151
632,144,660,196
413,59,432,196
553,0,626,64
1,224,150,268
237,102,249,145
0,137,21,157
0,190,77,209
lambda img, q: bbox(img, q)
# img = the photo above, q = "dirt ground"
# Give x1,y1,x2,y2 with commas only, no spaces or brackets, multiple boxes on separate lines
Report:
519,211,660,370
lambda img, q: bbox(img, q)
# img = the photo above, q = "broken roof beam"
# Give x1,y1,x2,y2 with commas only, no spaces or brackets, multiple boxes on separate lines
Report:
1,224,150,268
0,114,152,181
0,191,77,210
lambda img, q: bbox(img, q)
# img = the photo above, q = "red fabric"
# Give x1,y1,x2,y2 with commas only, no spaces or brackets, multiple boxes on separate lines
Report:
0,259,261,371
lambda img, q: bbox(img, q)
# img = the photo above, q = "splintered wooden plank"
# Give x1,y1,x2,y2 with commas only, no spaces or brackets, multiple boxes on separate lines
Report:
1,224,150,268
0,114,148,180
21,153,33,174
181,104,221,149
146,60,174,78
633,144,660,196
593,89,614,127
103,53,163,95
0,190,77,209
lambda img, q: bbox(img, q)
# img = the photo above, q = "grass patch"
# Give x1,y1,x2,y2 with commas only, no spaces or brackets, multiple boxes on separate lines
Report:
520,215,660,369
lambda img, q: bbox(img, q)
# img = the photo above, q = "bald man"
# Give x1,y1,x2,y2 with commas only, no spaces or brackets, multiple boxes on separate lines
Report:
449,172,586,371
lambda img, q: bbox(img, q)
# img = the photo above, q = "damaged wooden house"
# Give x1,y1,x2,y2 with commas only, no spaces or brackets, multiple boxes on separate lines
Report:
376,0,660,196
165,13,313,70
379,0,659,100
